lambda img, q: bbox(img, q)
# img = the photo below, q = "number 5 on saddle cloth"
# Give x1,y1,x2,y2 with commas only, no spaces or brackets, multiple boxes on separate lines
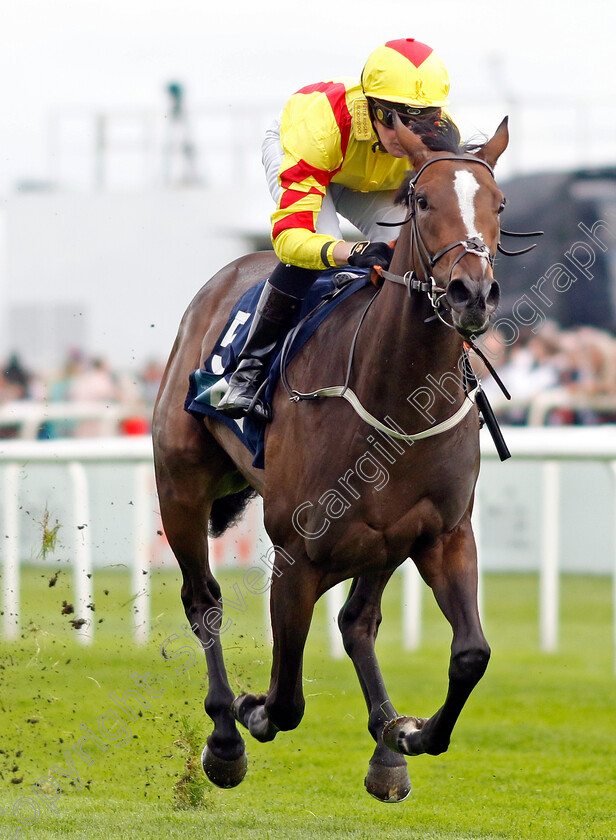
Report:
184,268,370,468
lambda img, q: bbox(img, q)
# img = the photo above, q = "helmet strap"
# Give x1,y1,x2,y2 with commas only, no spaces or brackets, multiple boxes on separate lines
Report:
365,99,385,152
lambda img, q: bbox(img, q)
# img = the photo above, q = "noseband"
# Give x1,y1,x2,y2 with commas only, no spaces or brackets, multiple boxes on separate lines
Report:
379,155,498,328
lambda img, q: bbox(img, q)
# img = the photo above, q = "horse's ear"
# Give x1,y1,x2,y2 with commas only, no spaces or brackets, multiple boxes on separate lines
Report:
393,113,431,169
475,116,509,168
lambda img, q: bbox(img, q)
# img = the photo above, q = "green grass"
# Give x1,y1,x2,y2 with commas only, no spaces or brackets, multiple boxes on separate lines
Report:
0,566,614,839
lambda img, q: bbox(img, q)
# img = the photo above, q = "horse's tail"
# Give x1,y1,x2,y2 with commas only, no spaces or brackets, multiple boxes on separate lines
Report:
209,487,258,538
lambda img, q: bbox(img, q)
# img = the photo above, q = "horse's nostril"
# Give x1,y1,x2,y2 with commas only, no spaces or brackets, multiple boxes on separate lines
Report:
487,280,500,309
447,279,471,309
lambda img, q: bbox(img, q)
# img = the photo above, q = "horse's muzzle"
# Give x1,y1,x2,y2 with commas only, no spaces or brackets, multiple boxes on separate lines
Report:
445,276,501,336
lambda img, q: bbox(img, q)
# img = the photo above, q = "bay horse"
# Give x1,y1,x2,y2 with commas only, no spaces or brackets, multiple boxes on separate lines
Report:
153,115,509,802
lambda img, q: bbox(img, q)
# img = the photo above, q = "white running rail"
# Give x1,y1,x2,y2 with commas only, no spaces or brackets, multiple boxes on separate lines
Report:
1,429,615,671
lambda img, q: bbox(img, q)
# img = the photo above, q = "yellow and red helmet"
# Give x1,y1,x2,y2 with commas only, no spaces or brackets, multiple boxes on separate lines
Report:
361,38,450,109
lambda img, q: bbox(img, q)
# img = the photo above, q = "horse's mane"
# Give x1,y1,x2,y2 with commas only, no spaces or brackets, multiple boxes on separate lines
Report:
395,114,486,205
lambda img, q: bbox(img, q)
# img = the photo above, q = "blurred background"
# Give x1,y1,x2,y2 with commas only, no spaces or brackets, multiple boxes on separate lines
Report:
1,0,616,580
1,14,615,831
1,0,615,380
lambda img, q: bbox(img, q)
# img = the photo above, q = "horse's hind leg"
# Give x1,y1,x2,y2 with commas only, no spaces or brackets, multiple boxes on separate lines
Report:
383,518,490,758
338,572,411,803
155,441,248,789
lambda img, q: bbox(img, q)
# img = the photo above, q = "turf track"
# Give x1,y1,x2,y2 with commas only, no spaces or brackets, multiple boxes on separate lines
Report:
0,567,614,840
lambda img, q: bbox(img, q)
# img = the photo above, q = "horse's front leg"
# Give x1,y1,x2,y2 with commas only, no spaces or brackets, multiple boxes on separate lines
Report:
232,551,318,742
384,518,490,757
338,572,411,803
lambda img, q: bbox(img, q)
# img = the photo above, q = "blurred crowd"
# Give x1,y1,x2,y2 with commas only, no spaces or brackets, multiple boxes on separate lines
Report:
0,351,165,439
477,321,616,425
2,321,616,438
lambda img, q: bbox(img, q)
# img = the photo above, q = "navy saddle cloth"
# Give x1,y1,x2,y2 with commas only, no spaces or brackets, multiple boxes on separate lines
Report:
184,267,371,469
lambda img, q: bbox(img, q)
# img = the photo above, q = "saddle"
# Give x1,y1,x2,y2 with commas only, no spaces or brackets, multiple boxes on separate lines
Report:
184,268,371,468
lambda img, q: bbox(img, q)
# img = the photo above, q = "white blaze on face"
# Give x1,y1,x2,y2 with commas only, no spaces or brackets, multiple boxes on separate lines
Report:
453,169,482,240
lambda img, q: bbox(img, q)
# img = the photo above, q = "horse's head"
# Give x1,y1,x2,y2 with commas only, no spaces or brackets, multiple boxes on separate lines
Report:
394,116,509,337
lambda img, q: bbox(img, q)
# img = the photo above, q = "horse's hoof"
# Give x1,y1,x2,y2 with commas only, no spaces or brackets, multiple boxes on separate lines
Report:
364,761,411,803
382,716,424,756
201,745,247,789
231,693,267,726
231,693,278,742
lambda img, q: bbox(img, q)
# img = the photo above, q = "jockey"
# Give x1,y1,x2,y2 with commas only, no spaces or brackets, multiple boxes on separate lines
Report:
217,38,451,420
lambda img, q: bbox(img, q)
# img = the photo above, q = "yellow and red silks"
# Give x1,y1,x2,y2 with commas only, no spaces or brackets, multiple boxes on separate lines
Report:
270,78,409,270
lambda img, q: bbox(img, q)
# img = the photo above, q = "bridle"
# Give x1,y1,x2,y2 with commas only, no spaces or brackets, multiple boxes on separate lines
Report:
277,151,540,457
379,154,540,329
378,154,497,329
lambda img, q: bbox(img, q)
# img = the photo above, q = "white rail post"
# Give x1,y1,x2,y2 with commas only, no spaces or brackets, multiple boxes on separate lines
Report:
256,498,345,657
255,499,274,646
68,462,94,645
262,558,273,647
540,460,560,652
3,464,20,640
326,583,346,660
132,462,151,643
402,559,423,651
471,490,484,622
610,462,616,676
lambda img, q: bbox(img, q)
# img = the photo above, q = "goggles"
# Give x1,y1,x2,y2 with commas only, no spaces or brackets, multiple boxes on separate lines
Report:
369,99,442,129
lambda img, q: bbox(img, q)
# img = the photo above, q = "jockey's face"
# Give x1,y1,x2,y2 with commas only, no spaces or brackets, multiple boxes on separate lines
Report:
374,121,407,158
373,102,442,159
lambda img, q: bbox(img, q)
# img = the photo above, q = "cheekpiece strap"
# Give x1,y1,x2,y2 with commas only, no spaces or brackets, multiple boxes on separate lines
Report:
378,268,432,294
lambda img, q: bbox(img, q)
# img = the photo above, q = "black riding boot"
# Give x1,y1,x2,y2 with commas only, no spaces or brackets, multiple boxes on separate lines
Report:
216,279,302,421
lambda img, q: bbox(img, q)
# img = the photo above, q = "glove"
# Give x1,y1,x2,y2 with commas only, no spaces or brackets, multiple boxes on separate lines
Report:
347,240,394,271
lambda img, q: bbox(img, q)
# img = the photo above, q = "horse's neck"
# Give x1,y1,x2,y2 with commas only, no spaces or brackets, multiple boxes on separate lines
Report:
355,277,466,422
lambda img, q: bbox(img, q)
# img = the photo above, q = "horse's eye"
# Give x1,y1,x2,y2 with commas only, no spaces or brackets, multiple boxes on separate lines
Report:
497,197,507,214
416,194,429,211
